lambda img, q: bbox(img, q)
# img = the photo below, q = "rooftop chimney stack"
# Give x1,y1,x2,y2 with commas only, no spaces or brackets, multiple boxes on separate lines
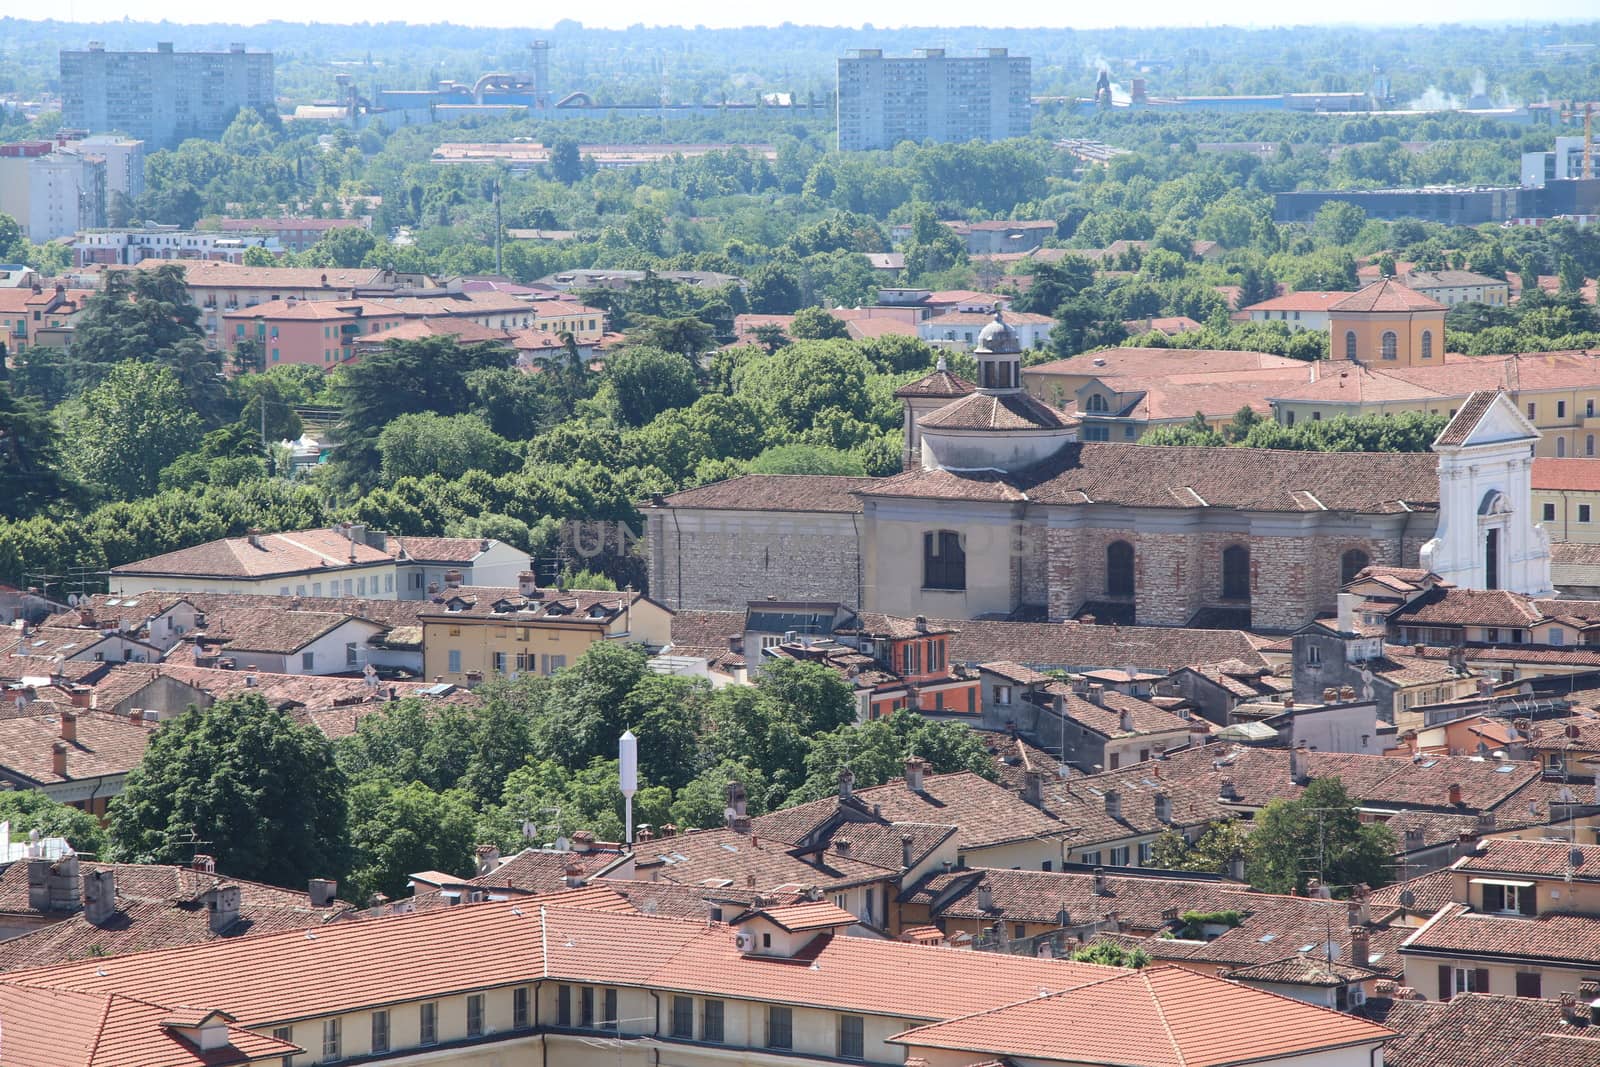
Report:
1093,867,1108,895
1219,777,1239,802
475,844,501,876
205,885,241,934
1154,791,1172,824
904,757,929,793
1349,927,1370,968
1290,742,1309,784
308,879,338,908
1023,768,1044,807
1448,782,1463,807
51,742,67,779
570,830,594,854
1104,790,1122,820
1337,592,1358,635
838,767,855,801
901,833,914,869
59,712,77,744
443,569,464,589
1087,684,1105,707
517,571,538,597
83,868,115,924
976,882,994,912
1119,708,1135,733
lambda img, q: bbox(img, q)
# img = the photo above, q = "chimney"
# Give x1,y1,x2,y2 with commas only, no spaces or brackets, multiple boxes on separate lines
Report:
570,830,594,853
1228,855,1246,882
443,569,464,589
1447,782,1463,806
730,815,753,834
904,757,928,793
1104,790,1122,820
564,862,585,888
517,571,538,596
726,781,748,821
246,528,263,550
1290,742,1309,784
1561,992,1584,1025
308,878,338,908
1119,708,1135,733
837,767,855,801
51,742,67,779
915,615,928,632
205,885,241,933
83,868,115,924
1023,768,1044,807
727,633,744,654
1219,777,1239,801
475,844,500,876
1323,687,1339,703
1337,592,1358,634
26,859,49,912
975,881,994,912
834,838,852,857
1340,686,1356,701
59,711,77,744
191,854,216,874
1093,867,1108,894
76,606,95,628
901,834,915,868
1154,791,1172,823
1403,827,1425,854
1087,684,1105,706
1349,927,1370,968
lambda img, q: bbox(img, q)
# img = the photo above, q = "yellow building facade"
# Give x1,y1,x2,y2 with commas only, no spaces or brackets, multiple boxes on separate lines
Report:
420,587,673,683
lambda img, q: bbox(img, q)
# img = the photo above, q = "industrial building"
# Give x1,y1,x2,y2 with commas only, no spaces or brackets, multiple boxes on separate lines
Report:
59,42,274,149
1273,178,1600,226
836,48,1031,152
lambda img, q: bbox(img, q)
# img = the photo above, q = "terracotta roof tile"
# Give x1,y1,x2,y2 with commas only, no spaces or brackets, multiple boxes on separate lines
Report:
631,826,896,892
1379,993,1577,1067
655,475,874,514
1403,904,1600,966
892,965,1394,1067
1454,838,1600,882
943,619,1269,674
0,710,153,786
894,369,976,399
915,391,1076,431
110,529,392,580
903,867,1247,929
1369,870,1458,918
1221,953,1379,985
1330,279,1447,313
1434,390,1504,447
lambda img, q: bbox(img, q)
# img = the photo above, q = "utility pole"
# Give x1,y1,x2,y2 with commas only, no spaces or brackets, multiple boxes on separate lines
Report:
493,178,503,276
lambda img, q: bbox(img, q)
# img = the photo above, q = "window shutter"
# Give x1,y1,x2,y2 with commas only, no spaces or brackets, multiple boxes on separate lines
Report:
1474,968,1490,994
1520,890,1538,917
1516,972,1542,998
1438,965,1453,1001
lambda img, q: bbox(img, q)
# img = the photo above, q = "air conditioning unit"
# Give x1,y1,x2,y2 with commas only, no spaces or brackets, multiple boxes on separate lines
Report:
733,932,755,952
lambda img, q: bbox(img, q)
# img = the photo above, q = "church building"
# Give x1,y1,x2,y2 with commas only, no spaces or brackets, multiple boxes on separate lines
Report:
646,313,1552,633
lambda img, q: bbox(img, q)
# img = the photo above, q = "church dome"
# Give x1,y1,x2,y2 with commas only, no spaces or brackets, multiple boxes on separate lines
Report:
975,311,1021,355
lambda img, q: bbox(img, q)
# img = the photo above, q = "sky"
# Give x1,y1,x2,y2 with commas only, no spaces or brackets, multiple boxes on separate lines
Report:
20,0,1600,30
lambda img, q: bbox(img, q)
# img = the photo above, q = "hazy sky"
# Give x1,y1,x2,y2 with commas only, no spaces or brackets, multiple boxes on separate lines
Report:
28,0,1600,30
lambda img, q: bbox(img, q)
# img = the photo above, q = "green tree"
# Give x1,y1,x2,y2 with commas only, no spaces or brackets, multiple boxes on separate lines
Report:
376,412,517,483
550,137,583,184
345,779,478,903
746,263,804,315
748,443,866,476
305,226,378,268
605,345,700,427
67,263,204,393
789,307,850,340
60,363,202,501
0,789,107,857
751,323,789,353
109,695,349,888
0,382,72,519
1246,778,1396,896
1313,201,1366,247
242,245,276,267
1148,819,1251,876
627,316,716,358
758,657,860,736
0,213,21,261
1072,942,1151,968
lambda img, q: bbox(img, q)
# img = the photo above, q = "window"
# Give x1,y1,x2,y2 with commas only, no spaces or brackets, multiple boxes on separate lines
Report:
1486,528,1501,590
1483,882,1537,915
672,996,694,1038
1589,435,1596,457
1582,505,1593,524
467,993,484,1037
1552,628,1567,646
345,642,358,667
494,651,508,673
1106,540,1135,597
1421,330,1433,358
1560,401,1569,418
274,1027,293,1067
1529,402,1537,420
1590,399,1596,418
604,989,617,1032
1110,846,1130,866
1080,850,1102,865
1559,438,1568,457
1344,331,1357,360
580,987,595,1028
1340,548,1370,585
767,1006,793,1049
356,577,366,595
1222,544,1250,600
1544,503,1557,522
557,985,572,1026
371,1011,390,1054
1380,331,1398,360
514,987,531,1029
1087,392,1108,412
321,1018,340,1062
835,1014,866,1059
1286,410,1295,427
421,1001,438,1044
996,684,1013,706
1138,841,1153,864
301,651,315,671
1012,922,1026,938
1306,644,1322,665
1516,972,1543,998
703,1000,725,1042
1443,966,1489,1000
923,530,966,591
448,650,462,674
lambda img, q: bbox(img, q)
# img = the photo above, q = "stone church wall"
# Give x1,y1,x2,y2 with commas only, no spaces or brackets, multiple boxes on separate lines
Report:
646,510,862,611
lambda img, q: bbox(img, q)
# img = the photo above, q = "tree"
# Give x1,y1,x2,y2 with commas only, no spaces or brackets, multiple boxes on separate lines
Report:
550,137,583,184
758,658,859,736
305,226,377,268
376,412,517,483
748,443,866,476
345,779,478,903
60,363,202,501
109,695,349,888
746,263,804,314
0,789,107,857
751,323,789,353
0,212,21,262
68,264,203,388
605,345,700,427
242,245,276,267
627,316,716,359
0,382,72,519
1246,778,1396,896
789,307,850,340
1072,942,1151,968
1148,819,1251,876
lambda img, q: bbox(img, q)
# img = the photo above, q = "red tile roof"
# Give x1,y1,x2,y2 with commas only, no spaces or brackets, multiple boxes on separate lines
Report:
655,475,874,514
1330,280,1447,313
1378,993,1576,1067
1534,458,1600,493
892,965,1394,1066
895,368,976,398
110,529,392,580
916,390,1076,431
1243,290,1353,313
1402,904,1600,967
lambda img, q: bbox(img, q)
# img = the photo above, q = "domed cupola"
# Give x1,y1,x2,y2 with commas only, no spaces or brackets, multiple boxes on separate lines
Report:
974,309,1023,393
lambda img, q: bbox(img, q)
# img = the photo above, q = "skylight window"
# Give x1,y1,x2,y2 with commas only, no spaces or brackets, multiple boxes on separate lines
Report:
1258,933,1277,943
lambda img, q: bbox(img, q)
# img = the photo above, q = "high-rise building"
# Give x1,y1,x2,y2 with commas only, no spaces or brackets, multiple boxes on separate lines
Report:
836,48,1031,152
60,41,274,149
27,152,105,242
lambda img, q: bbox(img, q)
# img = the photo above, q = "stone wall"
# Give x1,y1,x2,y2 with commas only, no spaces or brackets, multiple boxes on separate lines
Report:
647,510,862,610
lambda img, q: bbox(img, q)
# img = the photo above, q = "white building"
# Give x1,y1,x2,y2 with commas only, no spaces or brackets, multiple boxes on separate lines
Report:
1422,390,1554,596
1521,136,1587,188
26,152,104,242
837,48,1031,151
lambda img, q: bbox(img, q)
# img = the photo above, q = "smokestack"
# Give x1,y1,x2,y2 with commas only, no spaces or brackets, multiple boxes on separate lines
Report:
308,879,338,908
904,757,928,793
59,712,77,744
83,868,115,924
51,742,67,779
1349,927,1370,968
1023,768,1044,807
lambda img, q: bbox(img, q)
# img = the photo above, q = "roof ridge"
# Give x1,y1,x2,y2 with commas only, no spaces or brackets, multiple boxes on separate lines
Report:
84,987,115,1067
1139,968,1188,1067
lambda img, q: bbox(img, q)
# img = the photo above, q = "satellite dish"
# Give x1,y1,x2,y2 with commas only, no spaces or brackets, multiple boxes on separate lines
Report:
723,806,738,823
521,820,537,841
1572,847,1586,869
67,593,80,607
1399,889,1416,909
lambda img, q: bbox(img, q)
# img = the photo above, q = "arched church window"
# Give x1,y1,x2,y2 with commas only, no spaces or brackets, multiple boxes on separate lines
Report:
1344,331,1357,360
1222,544,1251,600
1340,548,1370,586
1381,332,1398,360
1421,330,1433,359
1106,541,1135,597
923,531,966,591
